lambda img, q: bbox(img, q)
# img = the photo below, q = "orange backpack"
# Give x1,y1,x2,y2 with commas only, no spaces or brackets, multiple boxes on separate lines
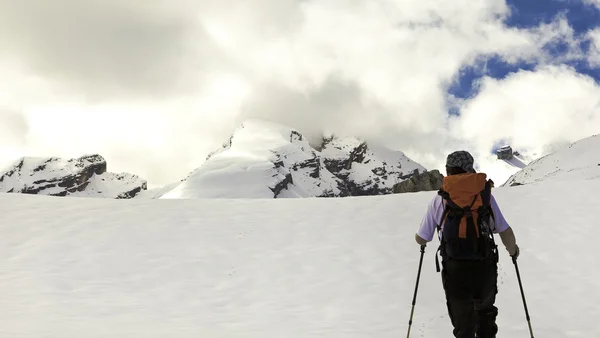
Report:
435,173,498,271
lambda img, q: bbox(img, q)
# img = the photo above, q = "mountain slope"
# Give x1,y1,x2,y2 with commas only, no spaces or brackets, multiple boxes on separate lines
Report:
160,120,427,199
321,136,426,195
503,134,600,186
0,179,598,337
0,155,147,198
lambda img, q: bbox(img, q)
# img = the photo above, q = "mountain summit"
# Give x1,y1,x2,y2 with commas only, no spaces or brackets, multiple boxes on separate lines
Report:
159,120,429,199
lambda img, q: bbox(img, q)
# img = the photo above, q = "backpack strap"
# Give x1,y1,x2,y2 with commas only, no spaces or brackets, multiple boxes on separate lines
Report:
480,179,492,205
435,246,441,273
435,206,449,273
478,179,499,262
435,189,452,273
487,179,497,227
478,180,495,227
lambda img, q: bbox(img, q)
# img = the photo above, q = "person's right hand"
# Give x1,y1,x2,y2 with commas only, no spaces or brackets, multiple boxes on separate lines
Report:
510,245,520,259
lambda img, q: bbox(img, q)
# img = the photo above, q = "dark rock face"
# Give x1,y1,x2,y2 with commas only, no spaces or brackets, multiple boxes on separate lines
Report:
290,130,303,143
116,186,146,199
322,157,351,175
393,170,444,194
269,154,295,198
269,171,294,198
268,137,339,198
0,155,147,199
319,136,427,196
292,157,321,179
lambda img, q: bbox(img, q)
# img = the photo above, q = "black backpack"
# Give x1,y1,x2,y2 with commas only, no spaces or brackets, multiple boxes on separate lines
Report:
435,176,498,272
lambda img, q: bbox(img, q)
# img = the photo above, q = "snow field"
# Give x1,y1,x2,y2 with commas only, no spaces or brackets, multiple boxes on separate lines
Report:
0,179,599,337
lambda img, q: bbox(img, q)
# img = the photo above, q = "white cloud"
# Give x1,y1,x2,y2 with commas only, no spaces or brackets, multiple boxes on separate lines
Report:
588,28,600,67
0,0,597,186
0,0,218,98
584,0,600,10
527,15,587,64
454,65,600,183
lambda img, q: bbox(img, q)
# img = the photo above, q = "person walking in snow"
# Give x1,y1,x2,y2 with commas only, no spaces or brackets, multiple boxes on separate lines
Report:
415,150,519,338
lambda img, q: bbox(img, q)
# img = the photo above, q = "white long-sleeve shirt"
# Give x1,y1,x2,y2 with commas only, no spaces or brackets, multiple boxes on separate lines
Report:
416,194,510,242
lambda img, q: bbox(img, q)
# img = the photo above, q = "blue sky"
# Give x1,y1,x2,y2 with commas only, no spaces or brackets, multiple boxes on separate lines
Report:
450,0,600,101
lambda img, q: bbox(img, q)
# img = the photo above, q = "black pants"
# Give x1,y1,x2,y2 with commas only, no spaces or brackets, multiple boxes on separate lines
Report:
441,259,498,338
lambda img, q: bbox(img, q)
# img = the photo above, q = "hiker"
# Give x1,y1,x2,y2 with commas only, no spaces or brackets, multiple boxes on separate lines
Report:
415,150,519,338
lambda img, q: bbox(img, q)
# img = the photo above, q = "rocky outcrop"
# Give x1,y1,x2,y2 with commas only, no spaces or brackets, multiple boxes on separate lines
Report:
269,171,294,198
269,154,297,198
393,170,444,194
0,155,147,198
320,136,427,196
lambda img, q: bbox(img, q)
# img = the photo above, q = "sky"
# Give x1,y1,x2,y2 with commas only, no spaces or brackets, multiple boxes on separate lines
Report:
1,0,600,187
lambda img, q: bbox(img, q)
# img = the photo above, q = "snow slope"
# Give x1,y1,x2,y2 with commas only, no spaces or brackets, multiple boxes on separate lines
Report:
159,120,426,199
503,134,600,186
134,182,182,199
1,179,599,337
502,154,528,169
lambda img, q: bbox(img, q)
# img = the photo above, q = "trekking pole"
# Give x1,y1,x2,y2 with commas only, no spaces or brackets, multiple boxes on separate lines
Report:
406,245,426,338
513,256,534,338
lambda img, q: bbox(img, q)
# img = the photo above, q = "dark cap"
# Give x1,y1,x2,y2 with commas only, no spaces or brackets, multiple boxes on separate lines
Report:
446,150,476,173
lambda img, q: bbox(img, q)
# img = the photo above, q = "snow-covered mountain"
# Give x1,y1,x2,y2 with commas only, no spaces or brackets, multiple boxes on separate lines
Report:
0,155,147,198
159,120,428,199
503,134,600,187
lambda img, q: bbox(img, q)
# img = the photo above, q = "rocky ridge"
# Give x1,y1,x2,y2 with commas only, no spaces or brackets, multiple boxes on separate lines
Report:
0,155,147,198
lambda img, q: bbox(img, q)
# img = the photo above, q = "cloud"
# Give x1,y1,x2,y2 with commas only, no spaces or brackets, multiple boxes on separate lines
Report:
228,1,586,172
0,109,29,170
0,110,29,147
589,28,600,66
528,15,588,64
0,0,598,186
0,0,224,98
584,0,600,10
454,65,600,183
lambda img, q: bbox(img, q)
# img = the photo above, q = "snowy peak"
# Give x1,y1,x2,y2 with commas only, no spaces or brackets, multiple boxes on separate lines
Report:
0,155,147,198
503,134,600,186
161,120,342,199
159,120,429,199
